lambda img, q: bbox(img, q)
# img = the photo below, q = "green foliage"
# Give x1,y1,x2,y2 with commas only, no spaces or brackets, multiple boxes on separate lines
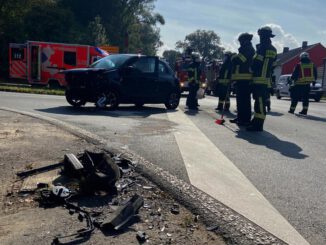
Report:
162,50,181,70
85,16,108,46
176,29,224,60
0,0,164,77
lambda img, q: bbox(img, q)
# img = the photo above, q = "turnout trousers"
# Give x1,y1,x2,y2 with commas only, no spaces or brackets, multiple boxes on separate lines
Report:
186,82,199,109
289,84,310,113
235,80,251,123
217,84,230,110
250,84,268,129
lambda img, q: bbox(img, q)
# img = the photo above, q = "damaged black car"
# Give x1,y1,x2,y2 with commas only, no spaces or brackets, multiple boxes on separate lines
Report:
63,54,181,110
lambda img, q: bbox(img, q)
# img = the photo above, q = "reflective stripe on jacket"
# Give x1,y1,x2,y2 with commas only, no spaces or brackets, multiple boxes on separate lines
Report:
297,63,314,84
231,44,255,81
252,45,277,85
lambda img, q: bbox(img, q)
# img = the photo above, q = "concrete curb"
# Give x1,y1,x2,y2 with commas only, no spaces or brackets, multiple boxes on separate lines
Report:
0,107,287,245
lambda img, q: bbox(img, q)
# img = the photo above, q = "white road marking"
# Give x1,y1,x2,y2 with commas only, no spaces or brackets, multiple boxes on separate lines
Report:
167,108,309,245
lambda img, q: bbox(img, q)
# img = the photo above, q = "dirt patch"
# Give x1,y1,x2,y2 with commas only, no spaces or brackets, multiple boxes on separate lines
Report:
0,110,225,245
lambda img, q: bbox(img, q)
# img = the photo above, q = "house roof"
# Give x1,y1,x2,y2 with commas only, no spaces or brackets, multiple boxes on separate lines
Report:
276,43,319,65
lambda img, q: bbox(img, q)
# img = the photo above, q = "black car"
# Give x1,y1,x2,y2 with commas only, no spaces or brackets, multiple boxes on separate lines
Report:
63,54,181,110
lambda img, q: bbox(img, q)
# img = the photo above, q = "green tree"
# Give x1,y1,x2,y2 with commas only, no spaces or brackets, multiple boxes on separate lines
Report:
162,50,181,70
85,15,108,46
176,29,224,60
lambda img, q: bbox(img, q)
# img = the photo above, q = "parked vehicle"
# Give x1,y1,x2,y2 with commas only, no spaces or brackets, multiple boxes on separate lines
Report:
63,54,181,110
275,74,324,102
9,41,108,87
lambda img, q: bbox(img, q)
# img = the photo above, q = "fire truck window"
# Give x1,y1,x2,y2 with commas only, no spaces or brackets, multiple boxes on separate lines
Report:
11,48,25,60
64,51,76,66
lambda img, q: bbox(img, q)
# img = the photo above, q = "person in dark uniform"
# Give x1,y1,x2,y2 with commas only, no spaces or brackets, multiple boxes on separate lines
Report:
186,53,201,110
247,26,277,132
215,51,232,112
229,33,255,126
288,52,317,115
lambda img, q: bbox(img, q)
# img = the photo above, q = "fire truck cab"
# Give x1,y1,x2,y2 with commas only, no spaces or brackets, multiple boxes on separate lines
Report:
175,56,207,93
9,41,108,87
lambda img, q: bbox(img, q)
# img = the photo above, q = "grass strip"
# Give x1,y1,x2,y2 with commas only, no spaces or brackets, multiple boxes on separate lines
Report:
0,85,65,96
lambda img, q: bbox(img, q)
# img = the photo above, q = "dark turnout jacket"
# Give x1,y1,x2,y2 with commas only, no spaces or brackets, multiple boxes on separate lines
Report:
231,44,255,81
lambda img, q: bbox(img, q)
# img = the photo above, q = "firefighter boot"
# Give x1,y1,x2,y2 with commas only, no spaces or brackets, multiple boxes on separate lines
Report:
229,118,238,124
246,119,263,132
299,109,307,115
288,109,295,114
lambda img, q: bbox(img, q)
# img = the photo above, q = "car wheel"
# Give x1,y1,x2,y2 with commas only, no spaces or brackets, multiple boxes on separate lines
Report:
65,90,86,107
314,96,321,102
276,91,282,99
165,91,180,110
105,90,120,110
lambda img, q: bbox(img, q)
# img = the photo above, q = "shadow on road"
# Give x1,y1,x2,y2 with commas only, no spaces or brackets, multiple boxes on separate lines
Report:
267,111,284,117
295,114,326,123
236,130,308,159
36,105,172,118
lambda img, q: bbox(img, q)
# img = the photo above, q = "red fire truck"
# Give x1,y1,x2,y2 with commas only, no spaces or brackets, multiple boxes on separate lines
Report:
9,41,109,87
175,56,207,93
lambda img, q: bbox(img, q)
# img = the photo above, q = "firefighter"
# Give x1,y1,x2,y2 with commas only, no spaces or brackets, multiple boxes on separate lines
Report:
247,26,277,132
186,53,201,110
288,52,317,115
265,78,274,112
229,33,255,126
215,51,232,112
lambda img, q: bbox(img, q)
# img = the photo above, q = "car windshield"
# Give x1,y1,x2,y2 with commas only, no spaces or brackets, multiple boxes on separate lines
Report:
90,55,131,69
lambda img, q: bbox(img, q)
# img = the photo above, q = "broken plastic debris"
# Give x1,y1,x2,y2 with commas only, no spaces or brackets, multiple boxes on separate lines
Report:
136,231,149,243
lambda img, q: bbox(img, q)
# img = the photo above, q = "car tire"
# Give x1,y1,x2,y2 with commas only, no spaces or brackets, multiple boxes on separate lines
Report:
105,90,120,110
314,96,321,102
165,91,180,110
65,90,86,107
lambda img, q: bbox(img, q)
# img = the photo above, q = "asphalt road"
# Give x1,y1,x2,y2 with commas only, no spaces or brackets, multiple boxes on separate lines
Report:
1,91,325,245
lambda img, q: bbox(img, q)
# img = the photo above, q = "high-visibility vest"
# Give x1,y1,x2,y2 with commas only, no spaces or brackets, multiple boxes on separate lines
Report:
231,53,253,81
252,49,277,85
297,63,314,85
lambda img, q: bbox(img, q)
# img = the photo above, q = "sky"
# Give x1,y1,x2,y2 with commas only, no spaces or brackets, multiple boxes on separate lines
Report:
154,0,326,55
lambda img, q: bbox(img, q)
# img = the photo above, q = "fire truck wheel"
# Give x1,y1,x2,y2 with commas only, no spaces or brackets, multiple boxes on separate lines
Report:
65,90,86,107
165,91,180,110
105,90,120,110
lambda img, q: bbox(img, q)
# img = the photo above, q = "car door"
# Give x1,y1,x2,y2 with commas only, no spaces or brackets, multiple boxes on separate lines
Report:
122,56,158,101
157,61,174,100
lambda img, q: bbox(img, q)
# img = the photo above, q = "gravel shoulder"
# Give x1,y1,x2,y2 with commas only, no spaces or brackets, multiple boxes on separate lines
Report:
0,110,225,245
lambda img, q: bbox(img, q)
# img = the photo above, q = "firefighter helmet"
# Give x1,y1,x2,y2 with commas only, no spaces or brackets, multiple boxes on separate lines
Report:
258,26,275,38
238,33,253,42
300,52,310,60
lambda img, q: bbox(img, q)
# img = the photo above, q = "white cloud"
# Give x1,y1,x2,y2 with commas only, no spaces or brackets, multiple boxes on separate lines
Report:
265,23,300,52
222,23,300,54
318,30,326,36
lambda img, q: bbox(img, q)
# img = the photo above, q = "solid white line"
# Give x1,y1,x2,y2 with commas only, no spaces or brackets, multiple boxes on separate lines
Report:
167,108,309,245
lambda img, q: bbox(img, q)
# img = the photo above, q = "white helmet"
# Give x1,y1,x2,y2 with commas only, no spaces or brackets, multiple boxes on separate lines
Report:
300,52,310,60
